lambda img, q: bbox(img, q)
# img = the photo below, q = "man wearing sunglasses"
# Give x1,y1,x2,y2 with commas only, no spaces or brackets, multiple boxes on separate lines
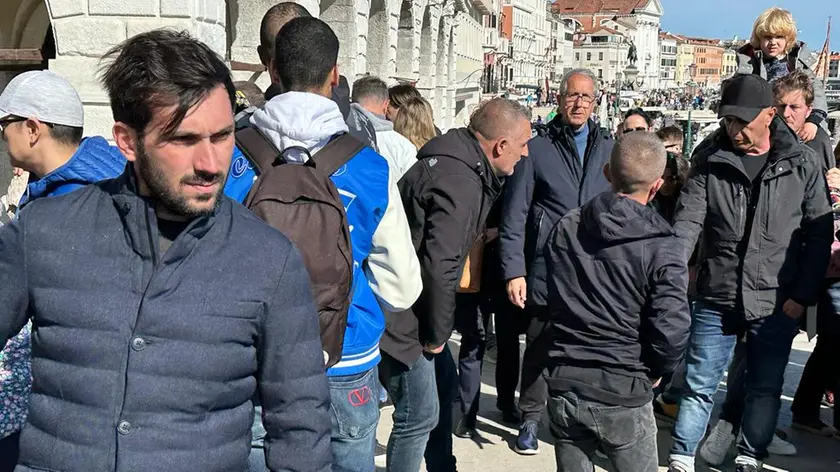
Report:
499,68,613,454
622,108,653,134
667,74,833,472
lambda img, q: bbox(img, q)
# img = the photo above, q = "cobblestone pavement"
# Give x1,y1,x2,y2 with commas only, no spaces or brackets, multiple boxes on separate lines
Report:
375,332,839,472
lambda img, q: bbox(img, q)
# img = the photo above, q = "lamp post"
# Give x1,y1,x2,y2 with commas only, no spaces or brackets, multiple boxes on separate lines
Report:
614,71,624,132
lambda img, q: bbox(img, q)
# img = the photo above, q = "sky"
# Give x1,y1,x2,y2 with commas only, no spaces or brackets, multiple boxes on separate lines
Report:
659,0,838,51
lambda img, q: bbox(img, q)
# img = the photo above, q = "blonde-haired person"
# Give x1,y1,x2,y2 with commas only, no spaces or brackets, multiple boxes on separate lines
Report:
735,7,827,142
393,97,437,150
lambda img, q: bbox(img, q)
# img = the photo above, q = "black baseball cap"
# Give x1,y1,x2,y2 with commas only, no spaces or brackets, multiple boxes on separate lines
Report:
717,75,774,123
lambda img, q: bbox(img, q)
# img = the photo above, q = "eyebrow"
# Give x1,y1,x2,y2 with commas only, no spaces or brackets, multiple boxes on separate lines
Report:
167,126,235,141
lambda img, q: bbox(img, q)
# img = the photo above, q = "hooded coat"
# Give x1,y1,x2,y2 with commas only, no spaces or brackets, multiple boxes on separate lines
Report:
382,128,502,366
544,192,690,407
347,103,418,180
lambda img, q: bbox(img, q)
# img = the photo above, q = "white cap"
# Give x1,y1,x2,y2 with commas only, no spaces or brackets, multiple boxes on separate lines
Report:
0,70,84,127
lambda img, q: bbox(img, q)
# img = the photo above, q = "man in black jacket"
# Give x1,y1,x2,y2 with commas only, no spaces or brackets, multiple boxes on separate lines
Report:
0,30,331,472
668,75,833,472
380,98,531,472
499,68,613,453
545,131,690,472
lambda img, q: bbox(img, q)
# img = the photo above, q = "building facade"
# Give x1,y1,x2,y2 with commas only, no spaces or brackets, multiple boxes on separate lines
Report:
553,0,663,90
573,28,630,87
658,32,679,88
505,0,549,92
1,0,470,137
688,37,723,87
721,48,737,81
674,39,694,85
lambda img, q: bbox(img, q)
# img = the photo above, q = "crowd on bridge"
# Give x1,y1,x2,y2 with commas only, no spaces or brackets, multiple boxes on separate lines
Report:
0,4,839,472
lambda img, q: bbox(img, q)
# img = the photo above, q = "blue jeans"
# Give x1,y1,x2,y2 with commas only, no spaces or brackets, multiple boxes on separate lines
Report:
379,350,439,472
248,368,381,472
670,300,799,461
328,368,381,472
425,344,459,472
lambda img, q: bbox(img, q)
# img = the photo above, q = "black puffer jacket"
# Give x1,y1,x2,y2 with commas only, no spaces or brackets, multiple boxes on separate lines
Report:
674,117,833,319
499,118,612,306
545,192,690,407
382,129,503,366
0,168,331,472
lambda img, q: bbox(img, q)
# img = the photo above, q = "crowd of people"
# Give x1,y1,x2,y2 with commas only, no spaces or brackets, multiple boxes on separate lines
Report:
0,3,838,472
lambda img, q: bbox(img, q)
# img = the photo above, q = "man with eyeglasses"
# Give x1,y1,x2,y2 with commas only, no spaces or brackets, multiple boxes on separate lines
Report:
499,68,613,454
667,74,832,472
0,70,125,472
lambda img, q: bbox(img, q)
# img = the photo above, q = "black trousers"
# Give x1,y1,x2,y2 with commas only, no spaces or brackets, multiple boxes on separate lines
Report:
494,300,525,411
0,432,20,472
453,293,492,426
519,305,551,424
792,284,840,429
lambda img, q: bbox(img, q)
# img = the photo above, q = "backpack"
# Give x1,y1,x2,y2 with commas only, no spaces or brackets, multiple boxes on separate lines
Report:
235,127,363,369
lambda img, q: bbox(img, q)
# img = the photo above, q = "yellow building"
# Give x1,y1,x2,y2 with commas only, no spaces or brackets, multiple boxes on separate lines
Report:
722,49,737,80
675,40,695,85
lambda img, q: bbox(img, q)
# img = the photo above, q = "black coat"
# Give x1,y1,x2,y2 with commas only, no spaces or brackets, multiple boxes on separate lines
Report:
807,126,836,172
0,168,331,472
499,118,613,306
545,192,690,407
382,129,502,366
674,117,834,319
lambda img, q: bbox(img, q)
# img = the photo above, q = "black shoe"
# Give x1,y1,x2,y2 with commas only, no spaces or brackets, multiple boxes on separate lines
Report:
454,418,476,439
497,404,521,424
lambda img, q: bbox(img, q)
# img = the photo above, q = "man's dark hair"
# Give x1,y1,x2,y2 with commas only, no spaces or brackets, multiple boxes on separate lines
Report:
773,70,814,106
100,29,236,138
352,76,389,104
275,18,339,92
388,84,422,110
259,2,311,60
656,125,683,144
624,108,652,127
48,124,83,146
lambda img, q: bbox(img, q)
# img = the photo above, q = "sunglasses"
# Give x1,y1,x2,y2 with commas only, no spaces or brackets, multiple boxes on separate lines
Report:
0,116,26,133
622,127,647,134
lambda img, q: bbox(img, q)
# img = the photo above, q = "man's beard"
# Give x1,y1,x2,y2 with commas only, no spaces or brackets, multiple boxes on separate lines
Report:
136,144,225,218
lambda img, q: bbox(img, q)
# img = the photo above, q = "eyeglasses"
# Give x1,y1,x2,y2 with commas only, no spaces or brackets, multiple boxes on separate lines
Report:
564,92,596,105
622,127,648,134
0,117,26,133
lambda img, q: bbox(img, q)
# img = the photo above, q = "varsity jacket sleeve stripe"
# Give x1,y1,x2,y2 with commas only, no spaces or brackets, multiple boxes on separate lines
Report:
259,243,332,472
366,166,423,312
0,216,30,345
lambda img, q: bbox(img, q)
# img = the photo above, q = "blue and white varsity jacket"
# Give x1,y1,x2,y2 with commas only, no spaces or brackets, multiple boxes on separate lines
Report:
225,91,422,377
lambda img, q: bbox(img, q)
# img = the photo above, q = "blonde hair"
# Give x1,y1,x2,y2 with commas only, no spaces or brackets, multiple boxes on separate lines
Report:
750,7,797,54
393,97,436,150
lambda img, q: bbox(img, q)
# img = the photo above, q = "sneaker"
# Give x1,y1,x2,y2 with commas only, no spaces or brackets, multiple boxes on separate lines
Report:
654,393,679,422
767,433,796,456
667,460,694,472
699,420,735,466
734,455,762,472
514,420,540,455
791,417,837,436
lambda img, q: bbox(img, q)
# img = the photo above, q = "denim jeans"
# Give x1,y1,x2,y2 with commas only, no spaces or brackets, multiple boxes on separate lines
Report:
328,368,381,472
670,300,799,462
248,368,381,472
425,345,459,472
379,350,439,472
548,391,658,472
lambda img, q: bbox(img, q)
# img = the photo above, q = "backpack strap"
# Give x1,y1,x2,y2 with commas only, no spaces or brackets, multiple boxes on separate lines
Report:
312,134,365,176
235,127,280,174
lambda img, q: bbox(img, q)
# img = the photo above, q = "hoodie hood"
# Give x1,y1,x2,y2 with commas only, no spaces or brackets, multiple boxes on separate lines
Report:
22,136,126,206
417,128,502,194
581,192,673,244
250,91,348,163
350,103,393,132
